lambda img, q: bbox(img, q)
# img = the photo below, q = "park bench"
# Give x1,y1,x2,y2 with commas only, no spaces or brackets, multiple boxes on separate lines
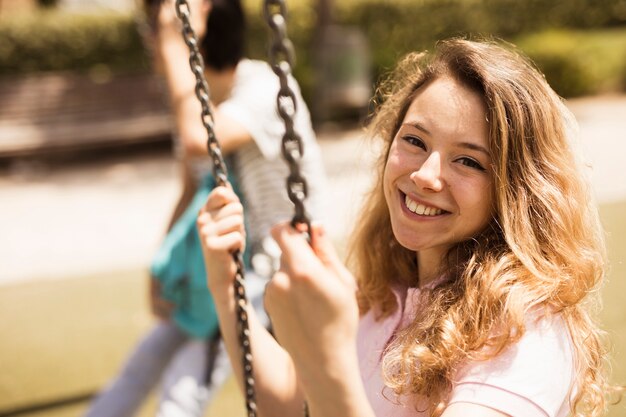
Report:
0,71,173,158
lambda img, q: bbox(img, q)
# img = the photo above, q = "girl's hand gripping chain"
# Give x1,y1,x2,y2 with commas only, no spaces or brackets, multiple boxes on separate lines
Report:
197,185,245,293
266,223,372,417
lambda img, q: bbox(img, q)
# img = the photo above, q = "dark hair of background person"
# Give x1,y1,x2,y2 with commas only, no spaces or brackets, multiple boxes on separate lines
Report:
202,0,246,70
143,0,246,70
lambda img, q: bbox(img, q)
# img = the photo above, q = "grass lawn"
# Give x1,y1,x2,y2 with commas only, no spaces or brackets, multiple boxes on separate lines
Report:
0,268,245,417
0,269,153,415
599,200,626,417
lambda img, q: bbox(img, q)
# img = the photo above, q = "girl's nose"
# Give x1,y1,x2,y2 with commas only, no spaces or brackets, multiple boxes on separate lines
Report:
410,152,444,192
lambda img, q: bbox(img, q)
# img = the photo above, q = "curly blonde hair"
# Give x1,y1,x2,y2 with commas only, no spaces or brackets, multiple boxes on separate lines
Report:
349,38,616,416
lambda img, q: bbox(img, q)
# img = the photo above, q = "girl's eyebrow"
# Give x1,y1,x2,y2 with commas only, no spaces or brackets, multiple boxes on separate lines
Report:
456,142,491,157
403,122,432,136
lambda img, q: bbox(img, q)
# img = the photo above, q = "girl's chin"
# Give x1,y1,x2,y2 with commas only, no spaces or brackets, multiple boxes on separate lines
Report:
394,232,451,257
393,233,427,252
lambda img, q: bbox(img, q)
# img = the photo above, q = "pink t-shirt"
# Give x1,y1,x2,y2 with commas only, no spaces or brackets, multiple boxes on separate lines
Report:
357,285,576,417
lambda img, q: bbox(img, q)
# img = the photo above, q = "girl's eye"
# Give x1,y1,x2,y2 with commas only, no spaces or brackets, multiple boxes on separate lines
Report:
457,157,485,171
402,135,426,150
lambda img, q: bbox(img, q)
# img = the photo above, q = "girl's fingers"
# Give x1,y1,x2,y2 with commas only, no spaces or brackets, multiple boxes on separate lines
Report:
200,185,239,213
310,224,339,267
199,214,245,241
203,230,245,253
271,222,356,290
271,222,322,279
264,270,291,312
198,186,245,254
214,214,245,235
310,225,356,290
198,197,243,227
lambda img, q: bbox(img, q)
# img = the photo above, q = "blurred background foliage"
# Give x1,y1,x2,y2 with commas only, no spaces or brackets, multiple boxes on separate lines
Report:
0,12,148,75
1,0,626,99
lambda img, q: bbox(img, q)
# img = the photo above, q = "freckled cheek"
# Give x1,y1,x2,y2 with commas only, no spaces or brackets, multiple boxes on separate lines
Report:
385,152,416,180
383,153,404,186
382,164,395,206
472,184,495,224
456,181,493,215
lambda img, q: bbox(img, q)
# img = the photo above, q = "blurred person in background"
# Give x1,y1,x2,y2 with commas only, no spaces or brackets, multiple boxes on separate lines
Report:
84,0,326,416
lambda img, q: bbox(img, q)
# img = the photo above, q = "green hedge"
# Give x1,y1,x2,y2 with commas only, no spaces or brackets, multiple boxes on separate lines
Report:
332,0,626,97
517,29,626,97
0,11,148,75
1,2,625,100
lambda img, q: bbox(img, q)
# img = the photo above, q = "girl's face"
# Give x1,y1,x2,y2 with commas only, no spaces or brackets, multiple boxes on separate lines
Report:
383,76,494,269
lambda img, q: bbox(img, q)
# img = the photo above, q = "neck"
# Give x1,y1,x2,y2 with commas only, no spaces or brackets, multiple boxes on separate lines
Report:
205,65,237,104
416,249,445,288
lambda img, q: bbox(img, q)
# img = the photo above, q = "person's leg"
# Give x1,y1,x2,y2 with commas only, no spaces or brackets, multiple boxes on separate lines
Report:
84,321,187,417
157,338,215,417
156,271,269,417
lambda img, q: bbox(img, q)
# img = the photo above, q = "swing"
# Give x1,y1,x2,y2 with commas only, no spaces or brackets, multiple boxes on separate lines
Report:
173,1,310,415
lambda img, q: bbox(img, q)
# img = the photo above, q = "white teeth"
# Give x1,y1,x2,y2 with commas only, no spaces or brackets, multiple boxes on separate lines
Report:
409,200,417,211
404,195,442,216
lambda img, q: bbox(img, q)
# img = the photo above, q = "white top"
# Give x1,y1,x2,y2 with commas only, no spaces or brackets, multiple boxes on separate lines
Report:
357,285,576,417
179,59,327,268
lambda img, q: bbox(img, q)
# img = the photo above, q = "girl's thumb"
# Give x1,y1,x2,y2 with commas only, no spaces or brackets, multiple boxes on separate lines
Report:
311,224,336,265
311,224,355,288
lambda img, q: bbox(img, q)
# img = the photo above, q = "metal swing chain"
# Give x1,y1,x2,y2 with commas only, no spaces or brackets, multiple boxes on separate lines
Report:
173,2,257,416
263,3,312,415
263,0,312,236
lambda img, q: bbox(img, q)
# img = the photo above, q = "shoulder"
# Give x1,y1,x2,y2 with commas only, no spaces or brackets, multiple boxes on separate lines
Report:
232,59,277,89
232,59,306,100
449,312,575,417
220,59,283,123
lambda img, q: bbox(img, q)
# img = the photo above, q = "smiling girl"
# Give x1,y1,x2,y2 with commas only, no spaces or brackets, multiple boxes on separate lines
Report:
198,39,617,417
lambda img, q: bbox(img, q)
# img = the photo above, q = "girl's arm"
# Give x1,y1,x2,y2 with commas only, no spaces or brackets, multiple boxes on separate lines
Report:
154,0,252,157
198,186,305,417
266,223,376,417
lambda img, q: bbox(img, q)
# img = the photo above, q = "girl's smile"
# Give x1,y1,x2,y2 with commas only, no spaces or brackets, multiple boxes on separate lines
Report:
400,192,448,218
383,75,494,279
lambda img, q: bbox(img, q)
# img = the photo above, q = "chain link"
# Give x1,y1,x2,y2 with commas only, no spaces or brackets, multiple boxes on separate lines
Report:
174,2,256,416
263,0,312,235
